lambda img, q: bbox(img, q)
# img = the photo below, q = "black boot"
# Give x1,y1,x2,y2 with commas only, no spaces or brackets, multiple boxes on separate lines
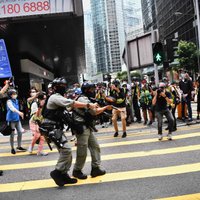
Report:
50,170,65,187
91,167,106,178
113,132,118,137
62,173,77,184
122,132,127,138
73,170,87,179
0,170,3,176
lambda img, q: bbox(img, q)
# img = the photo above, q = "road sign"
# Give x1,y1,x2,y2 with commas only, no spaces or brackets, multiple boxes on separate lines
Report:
0,39,12,78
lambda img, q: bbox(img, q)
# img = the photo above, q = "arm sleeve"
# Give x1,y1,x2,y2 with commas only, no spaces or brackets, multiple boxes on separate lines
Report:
55,95,75,108
7,100,18,112
30,102,38,115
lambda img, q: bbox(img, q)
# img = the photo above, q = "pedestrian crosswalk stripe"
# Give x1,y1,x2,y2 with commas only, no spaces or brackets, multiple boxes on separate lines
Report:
0,123,199,144
0,131,155,150
0,131,200,157
156,193,200,200
1,144,200,171
100,131,200,148
0,124,146,143
1,162,200,193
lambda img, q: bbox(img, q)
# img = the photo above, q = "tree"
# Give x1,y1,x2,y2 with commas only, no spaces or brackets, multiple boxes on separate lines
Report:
116,71,141,81
177,40,198,72
116,71,128,81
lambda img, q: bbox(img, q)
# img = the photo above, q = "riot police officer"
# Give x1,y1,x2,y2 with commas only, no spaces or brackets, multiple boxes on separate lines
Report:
41,78,97,186
72,82,112,180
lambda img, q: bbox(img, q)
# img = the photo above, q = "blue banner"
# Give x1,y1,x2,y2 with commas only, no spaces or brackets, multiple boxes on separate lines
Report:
0,39,12,78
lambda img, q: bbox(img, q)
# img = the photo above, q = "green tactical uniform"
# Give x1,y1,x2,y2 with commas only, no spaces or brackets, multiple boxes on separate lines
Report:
73,96,101,171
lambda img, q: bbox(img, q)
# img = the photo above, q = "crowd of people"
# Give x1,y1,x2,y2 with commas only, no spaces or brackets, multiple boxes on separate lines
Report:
0,71,200,185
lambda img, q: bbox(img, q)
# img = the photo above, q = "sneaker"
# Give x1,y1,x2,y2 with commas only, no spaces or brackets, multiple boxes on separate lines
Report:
73,170,87,179
17,147,27,151
167,134,172,140
122,132,127,138
147,121,152,126
91,167,106,178
114,132,118,137
37,151,48,156
165,127,169,130
28,145,33,153
143,121,147,125
11,148,16,154
0,170,3,176
158,135,163,141
188,118,193,122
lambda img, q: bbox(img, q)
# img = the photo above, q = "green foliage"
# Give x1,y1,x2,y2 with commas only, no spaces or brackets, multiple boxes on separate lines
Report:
116,71,128,80
177,40,199,72
116,71,141,81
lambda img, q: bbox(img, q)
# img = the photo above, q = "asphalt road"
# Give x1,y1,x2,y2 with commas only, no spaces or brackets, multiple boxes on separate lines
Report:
0,116,200,200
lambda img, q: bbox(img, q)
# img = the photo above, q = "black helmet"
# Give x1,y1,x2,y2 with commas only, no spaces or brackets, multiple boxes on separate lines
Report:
7,89,17,97
81,82,96,97
52,77,67,95
112,80,120,87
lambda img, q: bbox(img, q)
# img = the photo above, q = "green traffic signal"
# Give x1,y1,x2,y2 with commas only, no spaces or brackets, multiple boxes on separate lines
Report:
153,42,164,65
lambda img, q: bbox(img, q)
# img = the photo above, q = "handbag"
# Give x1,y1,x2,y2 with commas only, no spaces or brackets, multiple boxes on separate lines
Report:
0,122,13,136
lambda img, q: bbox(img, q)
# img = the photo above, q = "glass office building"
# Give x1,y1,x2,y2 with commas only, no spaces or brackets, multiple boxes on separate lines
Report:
141,0,157,32
90,0,124,73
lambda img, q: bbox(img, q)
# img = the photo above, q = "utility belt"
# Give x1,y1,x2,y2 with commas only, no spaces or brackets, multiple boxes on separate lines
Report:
73,109,97,133
39,121,67,150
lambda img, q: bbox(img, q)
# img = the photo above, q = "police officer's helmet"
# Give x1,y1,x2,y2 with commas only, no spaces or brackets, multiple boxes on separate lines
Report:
112,80,120,87
74,88,82,95
7,89,17,97
81,82,95,94
52,77,67,87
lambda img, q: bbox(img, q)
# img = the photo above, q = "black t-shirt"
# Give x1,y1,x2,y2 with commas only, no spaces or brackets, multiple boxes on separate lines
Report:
155,91,171,111
110,88,126,108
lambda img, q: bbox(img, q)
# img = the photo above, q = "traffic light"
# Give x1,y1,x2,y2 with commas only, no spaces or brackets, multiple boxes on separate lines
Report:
153,42,164,65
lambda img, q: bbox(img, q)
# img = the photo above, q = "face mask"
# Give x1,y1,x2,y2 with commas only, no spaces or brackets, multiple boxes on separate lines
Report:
12,95,17,99
55,86,66,95
30,92,37,97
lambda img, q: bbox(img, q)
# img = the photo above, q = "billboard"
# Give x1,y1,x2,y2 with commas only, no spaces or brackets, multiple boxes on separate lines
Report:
0,39,12,78
0,0,74,19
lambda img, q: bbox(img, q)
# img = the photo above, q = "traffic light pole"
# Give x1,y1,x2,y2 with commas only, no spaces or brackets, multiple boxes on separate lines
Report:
125,36,134,121
151,29,160,86
154,63,159,87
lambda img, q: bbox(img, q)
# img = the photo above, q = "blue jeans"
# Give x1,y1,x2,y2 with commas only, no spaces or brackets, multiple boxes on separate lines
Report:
9,121,23,149
155,109,174,135
181,96,192,119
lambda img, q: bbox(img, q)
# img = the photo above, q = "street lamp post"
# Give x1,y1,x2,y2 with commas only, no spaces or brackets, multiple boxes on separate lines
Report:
175,10,200,73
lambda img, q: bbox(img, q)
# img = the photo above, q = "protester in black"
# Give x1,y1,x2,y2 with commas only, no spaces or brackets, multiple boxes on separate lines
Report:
152,82,174,141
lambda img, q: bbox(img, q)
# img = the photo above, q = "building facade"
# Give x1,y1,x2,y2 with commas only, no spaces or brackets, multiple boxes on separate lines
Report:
90,0,125,74
123,0,144,41
84,7,97,79
141,0,157,33
156,0,199,62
